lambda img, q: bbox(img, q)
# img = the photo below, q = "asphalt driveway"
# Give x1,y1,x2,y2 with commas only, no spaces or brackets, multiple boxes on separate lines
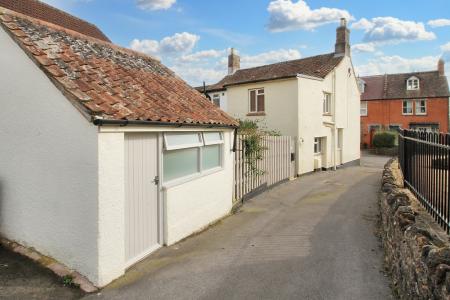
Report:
87,153,393,300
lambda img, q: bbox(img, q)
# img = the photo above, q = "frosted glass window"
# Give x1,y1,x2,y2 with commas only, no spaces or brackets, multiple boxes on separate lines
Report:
203,132,223,145
164,133,202,150
202,145,221,170
163,148,199,181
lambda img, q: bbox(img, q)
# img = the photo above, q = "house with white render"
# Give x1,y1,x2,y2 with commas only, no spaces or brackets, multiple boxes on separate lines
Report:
198,18,361,175
0,0,238,288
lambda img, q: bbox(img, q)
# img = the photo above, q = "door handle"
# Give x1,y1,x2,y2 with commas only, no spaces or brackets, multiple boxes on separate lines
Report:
152,176,160,185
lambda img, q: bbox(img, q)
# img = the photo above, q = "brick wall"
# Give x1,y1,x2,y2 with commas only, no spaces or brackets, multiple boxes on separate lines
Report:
361,97,449,147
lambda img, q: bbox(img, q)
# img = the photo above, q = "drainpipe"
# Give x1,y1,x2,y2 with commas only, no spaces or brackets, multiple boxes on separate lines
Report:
331,70,337,171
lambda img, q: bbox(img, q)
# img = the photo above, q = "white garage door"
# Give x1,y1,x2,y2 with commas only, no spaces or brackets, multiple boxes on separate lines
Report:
125,133,161,267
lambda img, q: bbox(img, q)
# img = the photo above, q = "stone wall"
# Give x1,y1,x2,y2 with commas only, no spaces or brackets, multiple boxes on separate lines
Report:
380,159,450,299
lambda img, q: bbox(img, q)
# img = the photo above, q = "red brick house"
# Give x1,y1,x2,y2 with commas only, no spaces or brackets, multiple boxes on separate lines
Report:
360,59,450,147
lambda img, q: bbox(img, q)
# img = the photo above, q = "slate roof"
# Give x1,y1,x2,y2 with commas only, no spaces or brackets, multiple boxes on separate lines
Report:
0,8,238,127
0,0,110,42
361,71,450,101
199,53,344,92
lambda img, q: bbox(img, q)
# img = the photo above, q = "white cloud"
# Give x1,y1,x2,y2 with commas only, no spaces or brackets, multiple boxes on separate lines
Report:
441,42,450,52
178,50,226,63
351,17,436,45
352,43,376,53
130,32,200,58
136,0,176,11
428,19,450,28
355,55,440,76
171,48,303,86
267,0,352,32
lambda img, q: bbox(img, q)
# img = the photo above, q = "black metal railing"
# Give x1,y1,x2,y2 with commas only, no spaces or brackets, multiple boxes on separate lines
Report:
398,129,450,233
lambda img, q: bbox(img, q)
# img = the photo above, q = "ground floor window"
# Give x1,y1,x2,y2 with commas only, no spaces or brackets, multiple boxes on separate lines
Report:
314,137,322,154
163,132,224,183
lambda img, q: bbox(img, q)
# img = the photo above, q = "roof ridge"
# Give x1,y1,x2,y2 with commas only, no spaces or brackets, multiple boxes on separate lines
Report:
26,0,103,35
235,52,335,73
0,8,161,64
361,70,439,78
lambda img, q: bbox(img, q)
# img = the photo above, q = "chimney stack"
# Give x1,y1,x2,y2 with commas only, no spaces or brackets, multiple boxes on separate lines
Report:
438,58,445,76
228,48,240,75
335,18,350,57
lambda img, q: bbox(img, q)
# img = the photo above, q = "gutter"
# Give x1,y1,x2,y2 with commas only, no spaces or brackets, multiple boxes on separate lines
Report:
92,118,239,152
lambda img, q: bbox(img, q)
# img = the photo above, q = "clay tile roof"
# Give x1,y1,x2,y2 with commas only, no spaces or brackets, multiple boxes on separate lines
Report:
0,0,110,42
361,71,450,101
0,9,237,127
201,53,344,92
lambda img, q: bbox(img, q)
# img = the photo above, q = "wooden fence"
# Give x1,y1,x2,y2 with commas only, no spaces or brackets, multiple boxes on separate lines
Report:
233,135,296,202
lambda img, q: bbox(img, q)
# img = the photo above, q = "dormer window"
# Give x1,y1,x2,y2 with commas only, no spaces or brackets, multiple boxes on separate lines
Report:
407,77,419,90
358,79,365,93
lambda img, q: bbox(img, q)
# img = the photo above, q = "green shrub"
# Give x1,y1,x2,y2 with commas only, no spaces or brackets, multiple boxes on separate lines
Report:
372,131,396,148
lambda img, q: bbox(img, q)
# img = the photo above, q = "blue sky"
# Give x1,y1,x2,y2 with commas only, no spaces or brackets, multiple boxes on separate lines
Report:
43,0,450,86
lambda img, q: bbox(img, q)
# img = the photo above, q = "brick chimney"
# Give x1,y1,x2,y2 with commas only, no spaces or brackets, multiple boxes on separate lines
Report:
335,18,350,57
228,48,240,75
438,58,445,76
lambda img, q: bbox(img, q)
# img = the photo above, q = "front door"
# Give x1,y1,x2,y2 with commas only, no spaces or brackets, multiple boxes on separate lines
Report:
125,133,160,267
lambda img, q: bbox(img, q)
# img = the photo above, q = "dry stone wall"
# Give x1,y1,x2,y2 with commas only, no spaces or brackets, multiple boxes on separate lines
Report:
380,159,450,299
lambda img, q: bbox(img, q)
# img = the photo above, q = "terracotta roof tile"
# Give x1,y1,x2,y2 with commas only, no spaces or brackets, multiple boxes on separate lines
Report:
361,71,450,101
198,53,344,92
0,0,110,41
0,9,237,127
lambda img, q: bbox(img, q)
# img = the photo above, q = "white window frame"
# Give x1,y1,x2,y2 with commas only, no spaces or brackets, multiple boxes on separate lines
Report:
212,93,221,107
360,101,368,116
415,99,427,115
402,100,413,115
407,77,419,91
323,92,332,115
163,132,203,151
248,88,265,113
162,132,224,186
314,137,322,154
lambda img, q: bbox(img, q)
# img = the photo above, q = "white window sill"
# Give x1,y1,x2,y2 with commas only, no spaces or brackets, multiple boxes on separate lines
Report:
314,153,322,156
162,166,224,190
415,113,427,116
402,113,413,116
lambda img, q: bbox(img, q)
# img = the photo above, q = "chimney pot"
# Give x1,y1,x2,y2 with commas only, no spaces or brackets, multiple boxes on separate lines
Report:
340,18,347,27
438,58,445,76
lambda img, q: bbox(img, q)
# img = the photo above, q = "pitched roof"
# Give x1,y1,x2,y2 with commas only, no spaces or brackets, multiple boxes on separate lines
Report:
201,53,344,92
0,0,110,42
0,8,237,127
361,71,450,101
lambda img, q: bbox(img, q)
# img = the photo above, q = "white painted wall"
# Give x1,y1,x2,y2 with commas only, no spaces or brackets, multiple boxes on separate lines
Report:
297,56,360,174
0,27,99,282
163,130,234,245
226,79,299,137
97,132,125,286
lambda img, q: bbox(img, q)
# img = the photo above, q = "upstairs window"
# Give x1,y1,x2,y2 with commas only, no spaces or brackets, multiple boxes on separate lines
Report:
212,94,220,107
360,101,368,116
407,77,419,90
323,93,332,115
249,88,265,113
402,100,413,115
415,99,427,115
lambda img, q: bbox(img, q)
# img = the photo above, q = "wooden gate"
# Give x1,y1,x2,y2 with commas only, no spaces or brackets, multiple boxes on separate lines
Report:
233,135,296,202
